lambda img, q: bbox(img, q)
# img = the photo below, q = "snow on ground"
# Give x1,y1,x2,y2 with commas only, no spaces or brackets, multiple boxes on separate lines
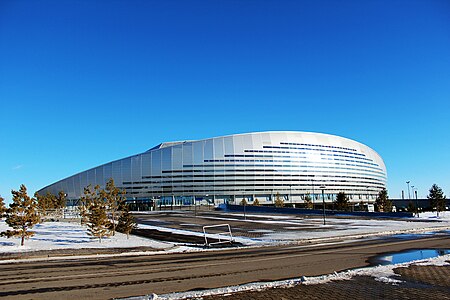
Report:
417,211,450,220
141,212,450,244
129,254,450,300
0,220,172,253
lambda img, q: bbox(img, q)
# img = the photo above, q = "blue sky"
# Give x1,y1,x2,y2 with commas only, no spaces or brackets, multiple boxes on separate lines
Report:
1,0,449,203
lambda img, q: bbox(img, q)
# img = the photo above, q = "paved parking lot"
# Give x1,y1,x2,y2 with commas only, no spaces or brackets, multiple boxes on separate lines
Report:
132,210,449,245
203,263,450,300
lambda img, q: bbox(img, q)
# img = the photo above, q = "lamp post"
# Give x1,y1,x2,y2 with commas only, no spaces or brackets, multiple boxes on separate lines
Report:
320,186,326,225
311,177,315,209
415,189,419,217
406,181,411,201
243,196,247,220
194,196,197,217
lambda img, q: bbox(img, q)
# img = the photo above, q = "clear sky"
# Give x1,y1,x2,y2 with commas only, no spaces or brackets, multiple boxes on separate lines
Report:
1,0,449,203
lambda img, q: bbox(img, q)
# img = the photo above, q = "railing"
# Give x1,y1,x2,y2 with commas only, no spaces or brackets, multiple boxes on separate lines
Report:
203,224,234,246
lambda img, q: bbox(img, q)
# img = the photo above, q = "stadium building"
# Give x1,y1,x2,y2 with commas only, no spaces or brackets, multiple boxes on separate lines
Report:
38,131,387,209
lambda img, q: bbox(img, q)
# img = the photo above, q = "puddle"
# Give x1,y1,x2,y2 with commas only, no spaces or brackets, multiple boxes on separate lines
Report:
375,249,450,265
390,233,434,240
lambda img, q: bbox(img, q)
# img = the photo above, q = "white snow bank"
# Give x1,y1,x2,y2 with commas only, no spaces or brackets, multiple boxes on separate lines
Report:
131,254,450,300
0,220,172,253
416,211,450,220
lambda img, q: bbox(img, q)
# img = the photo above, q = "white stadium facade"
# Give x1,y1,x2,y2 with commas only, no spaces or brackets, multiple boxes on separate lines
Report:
38,131,387,209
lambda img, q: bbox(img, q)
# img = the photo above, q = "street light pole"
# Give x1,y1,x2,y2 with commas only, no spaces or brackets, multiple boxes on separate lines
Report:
406,181,411,201
194,196,197,217
320,186,326,225
415,190,419,217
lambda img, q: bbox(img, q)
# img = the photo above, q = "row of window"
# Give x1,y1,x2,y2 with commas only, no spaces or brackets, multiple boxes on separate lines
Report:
181,164,385,177
229,153,380,168
124,187,380,195
142,172,386,182
263,145,365,157
124,177,385,185
204,158,383,172
280,141,358,152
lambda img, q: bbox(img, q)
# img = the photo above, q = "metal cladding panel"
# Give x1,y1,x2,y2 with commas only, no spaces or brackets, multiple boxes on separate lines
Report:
112,161,122,184
87,169,96,186
193,141,203,164
223,136,234,155
131,155,141,182
141,153,151,177
251,133,263,150
182,143,193,165
204,139,214,161
161,147,172,171
95,166,103,187
103,163,112,183
213,138,224,158
232,134,244,154
80,171,88,191
121,158,132,182
151,150,161,176
172,145,183,170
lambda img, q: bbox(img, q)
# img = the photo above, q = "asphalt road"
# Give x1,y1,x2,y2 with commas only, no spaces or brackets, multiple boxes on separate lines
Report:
0,235,449,300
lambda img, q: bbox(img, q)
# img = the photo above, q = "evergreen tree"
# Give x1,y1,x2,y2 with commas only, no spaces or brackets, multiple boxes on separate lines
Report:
334,192,349,211
1,185,40,246
375,188,392,212
274,192,284,208
79,185,98,225
55,191,67,218
428,184,446,217
87,201,110,243
0,195,6,218
304,194,313,209
117,201,137,239
35,192,55,220
253,198,260,206
103,178,126,236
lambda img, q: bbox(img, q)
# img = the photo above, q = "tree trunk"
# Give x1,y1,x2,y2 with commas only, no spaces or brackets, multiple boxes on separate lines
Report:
21,233,25,246
112,211,116,236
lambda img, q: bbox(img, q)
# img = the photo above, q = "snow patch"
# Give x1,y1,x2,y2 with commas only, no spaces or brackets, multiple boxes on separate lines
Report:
0,220,172,253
